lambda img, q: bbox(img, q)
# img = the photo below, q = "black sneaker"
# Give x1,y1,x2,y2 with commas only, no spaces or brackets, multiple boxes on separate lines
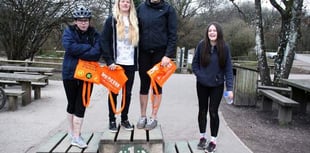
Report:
121,120,133,131
109,121,118,133
205,141,216,153
197,137,207,150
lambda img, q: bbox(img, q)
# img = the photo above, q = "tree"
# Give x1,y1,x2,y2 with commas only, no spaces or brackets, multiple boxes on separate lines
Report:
230,0,304,86
0,0,76,60
271,0,304,84
254,0,272,85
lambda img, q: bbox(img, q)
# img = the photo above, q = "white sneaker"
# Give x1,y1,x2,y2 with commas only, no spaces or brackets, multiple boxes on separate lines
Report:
136,117,147,129
71,136,87,148
145,118,158,130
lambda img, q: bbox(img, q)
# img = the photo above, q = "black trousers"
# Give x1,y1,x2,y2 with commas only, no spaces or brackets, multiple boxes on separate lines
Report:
138,50,165,94
108,65,135,122
63,79,93,118
196,82,224,137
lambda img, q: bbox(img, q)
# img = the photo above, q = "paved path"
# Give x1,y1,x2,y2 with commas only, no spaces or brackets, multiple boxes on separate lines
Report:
0,74,252,153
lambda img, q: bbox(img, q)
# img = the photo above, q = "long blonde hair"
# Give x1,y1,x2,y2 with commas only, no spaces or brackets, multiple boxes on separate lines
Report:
113,0,139,46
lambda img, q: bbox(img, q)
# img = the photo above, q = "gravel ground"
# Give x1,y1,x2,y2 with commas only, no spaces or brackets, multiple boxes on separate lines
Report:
220,67,310,153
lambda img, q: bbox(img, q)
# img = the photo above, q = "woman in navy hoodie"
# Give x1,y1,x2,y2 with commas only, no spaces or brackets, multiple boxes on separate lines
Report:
192,22,233,153
61,5,101,149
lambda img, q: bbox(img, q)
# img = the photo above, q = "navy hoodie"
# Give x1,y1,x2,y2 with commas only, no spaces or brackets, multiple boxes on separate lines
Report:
61,25,102,80
192,40,234,91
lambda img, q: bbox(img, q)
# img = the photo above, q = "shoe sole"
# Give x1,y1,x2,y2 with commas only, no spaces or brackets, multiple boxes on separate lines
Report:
206,149,216,153
121,125,133,131
109,129,118,133
71,143,87,149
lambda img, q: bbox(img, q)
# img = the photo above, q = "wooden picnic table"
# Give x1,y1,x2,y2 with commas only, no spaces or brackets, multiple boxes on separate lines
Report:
0,72,47,105
0,65,55,75
280,79,310,113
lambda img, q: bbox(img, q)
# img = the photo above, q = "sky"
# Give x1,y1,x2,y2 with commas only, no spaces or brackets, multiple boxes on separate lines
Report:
233,0,310,15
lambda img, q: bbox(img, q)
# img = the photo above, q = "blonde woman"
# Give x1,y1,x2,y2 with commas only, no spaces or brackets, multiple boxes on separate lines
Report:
100,0,139,132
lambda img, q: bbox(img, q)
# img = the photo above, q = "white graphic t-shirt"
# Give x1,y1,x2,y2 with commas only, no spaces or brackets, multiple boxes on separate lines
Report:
116,16,134,65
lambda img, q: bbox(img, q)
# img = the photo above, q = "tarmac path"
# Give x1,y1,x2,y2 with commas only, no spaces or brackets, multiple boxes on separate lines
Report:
0,73,252,153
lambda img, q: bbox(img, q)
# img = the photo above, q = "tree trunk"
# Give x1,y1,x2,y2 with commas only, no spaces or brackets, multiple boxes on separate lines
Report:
272,0,303,85
255,0,272,85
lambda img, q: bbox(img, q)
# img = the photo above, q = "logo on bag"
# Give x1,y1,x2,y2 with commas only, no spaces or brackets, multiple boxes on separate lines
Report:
86,73,92,79
101,72,121,88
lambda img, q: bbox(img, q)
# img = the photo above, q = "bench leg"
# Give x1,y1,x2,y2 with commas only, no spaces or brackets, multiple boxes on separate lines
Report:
278,106,292,125
261,97,272,111
7,96,18,111
33,87,41,99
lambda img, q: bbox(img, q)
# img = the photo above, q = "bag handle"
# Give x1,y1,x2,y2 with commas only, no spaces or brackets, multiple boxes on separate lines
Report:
150,77,159,109
108,86,126,114
82,81,92,107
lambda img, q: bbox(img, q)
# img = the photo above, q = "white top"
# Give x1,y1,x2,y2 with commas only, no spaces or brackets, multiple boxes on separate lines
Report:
116,16,134,65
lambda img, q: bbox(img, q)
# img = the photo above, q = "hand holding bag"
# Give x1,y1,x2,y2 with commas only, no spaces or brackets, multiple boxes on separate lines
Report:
74,59,101,107
147,61,176,108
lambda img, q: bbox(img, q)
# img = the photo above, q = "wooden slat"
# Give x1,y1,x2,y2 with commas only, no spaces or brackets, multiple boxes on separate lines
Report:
175,141,191,153
148,125,163,143
164,141,176,153
36,132,67,153
133,128,147,143
100,127,118,143
51,133,71,153
84,132,103,153
188,140,204,153
67,132,93,153
260,90,299,106
117,125,133,143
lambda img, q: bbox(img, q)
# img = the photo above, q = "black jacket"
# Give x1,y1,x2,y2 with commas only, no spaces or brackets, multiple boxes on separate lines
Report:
137,0,178,58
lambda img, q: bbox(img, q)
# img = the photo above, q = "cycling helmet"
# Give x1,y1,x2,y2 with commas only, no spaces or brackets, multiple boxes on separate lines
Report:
73,5,92,19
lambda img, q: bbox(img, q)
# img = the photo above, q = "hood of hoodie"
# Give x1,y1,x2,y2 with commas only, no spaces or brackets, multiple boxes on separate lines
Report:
146,0,165,9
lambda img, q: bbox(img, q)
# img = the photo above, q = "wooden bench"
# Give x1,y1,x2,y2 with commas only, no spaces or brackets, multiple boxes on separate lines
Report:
14,72,52,84
257,84,292,98
0,80,47,100
31,82,48,99
259,89,299,124
0,80,19,88
36,132,102,153
3,89,25,111
100,125,164,153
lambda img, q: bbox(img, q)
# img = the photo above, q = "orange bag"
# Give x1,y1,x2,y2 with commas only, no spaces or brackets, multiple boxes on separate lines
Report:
100,66,128,94
74,59,101,84
147,61,176,108
147,61,177,88
100,65,128,114
74,59,101,107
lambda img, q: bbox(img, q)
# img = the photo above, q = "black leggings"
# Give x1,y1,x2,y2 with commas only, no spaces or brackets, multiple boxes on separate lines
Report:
138,50,165,94
108,65,135,122
197,82,224,137
63,79,93,118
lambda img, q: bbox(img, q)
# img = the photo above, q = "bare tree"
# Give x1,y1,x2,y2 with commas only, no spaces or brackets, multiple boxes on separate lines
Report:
255,0,272,85
271,0,304,84
230,0,304,85
0,0,76,60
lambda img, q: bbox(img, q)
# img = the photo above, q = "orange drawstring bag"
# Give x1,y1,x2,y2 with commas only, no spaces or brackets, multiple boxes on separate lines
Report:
74,59,101,107
100,66,128,114
147,61,177,108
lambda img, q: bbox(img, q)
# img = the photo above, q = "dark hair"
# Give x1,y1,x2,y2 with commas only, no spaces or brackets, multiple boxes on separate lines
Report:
200,22,226,68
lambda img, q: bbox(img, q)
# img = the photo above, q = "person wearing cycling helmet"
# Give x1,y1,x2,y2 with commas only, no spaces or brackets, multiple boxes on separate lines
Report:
62,5,102,149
